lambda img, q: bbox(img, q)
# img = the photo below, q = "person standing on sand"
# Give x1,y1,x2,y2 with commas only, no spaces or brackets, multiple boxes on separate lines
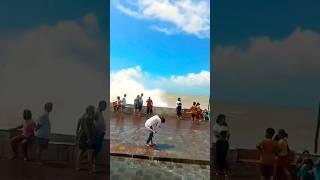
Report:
145,115,165,147
146,97,153,116
256,128,278,180
10,110,36,161
176,98,182,120
76,105,96,172
34,102,53,163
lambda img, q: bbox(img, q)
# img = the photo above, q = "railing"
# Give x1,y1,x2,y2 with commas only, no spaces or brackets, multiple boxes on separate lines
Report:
0,128,108,165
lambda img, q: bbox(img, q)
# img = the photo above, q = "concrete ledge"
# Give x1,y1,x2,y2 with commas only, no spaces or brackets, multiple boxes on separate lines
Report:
0,129,108,164
110,152,210,165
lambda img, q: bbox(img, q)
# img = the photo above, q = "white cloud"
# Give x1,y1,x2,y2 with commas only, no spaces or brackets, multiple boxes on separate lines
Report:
214,28,320,107
113,0,210,38
150,25,175,35
170,70,210,86
0,14,106,135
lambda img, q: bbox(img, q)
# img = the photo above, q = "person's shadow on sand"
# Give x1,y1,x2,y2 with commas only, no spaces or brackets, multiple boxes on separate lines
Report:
155,144,175,150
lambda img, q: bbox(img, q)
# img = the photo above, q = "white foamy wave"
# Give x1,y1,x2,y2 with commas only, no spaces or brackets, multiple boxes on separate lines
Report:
110,66,168,107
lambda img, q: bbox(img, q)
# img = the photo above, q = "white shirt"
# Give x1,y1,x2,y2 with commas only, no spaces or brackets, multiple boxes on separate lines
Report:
35,112,51,139
145,115,162,132
121,97,126,106
212,123,229,143
176,100,182,107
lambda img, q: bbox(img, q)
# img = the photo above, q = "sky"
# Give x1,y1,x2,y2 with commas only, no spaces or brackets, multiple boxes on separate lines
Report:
110,0,210,103
0,0,108,135
213,0,320,110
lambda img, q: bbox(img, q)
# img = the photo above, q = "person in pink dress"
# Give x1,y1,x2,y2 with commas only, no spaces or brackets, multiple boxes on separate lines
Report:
10,109,36,161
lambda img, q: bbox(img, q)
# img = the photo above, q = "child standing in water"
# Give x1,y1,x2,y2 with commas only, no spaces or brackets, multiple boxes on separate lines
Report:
11,109,36,161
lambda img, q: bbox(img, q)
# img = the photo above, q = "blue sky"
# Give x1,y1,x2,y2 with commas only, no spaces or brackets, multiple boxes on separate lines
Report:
1,1,107,34
110,0,210,96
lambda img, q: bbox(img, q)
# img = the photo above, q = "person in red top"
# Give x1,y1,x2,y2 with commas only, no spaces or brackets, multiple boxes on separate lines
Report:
196,102,202,122
146,97,153,116
190,102,197,123
10,109,36,161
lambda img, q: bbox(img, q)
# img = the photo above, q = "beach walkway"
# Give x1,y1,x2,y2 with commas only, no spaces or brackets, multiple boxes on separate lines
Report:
110,113,210,162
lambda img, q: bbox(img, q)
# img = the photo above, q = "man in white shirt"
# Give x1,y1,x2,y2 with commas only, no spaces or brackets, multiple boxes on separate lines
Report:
145,115,165,147
35,102,53,163
121,94,127,113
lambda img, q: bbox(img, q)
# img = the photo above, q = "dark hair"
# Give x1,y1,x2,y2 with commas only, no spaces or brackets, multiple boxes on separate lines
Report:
161,116,166,123
216,114,226,124
220,131,228,139
302,150,310,155
193,102,196,105
45,102,53,111
86,105,95,114
266,128,275,138
278,129,288,138
23,110,32,120
99,100,107,107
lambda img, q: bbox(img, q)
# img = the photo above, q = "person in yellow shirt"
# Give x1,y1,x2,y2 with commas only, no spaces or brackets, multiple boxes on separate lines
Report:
257,128,278,180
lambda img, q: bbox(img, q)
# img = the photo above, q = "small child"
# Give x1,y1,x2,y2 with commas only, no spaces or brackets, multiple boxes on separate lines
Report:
203,109,210,121
298,159,314,180
215,131,229,175
313,159,320,180
190,102,197,123
297,150,311,169
10,109,36,161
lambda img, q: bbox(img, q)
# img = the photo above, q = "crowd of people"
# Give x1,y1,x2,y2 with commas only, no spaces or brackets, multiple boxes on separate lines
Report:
9,100,107,173
113,93,154,117
113,94,210,123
